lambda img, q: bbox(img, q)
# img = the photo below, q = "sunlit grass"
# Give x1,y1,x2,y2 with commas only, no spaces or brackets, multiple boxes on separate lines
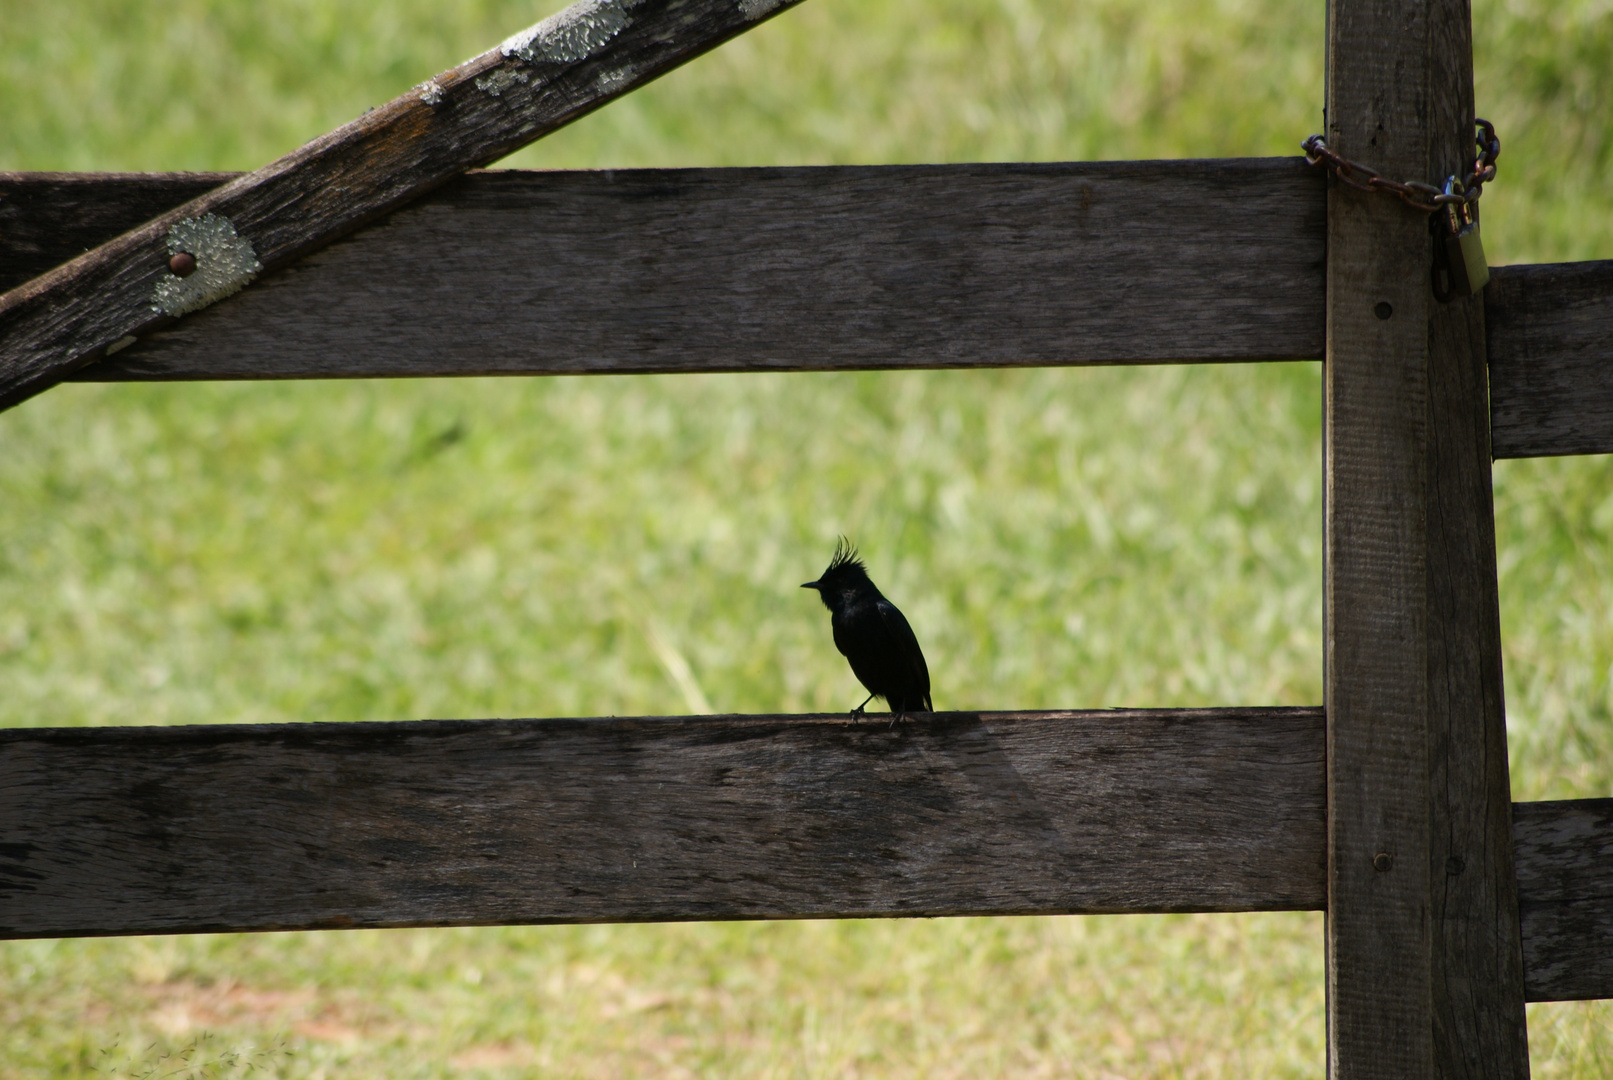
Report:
5,915,1326,1079
3,0,1611,1075
0,365,1325,729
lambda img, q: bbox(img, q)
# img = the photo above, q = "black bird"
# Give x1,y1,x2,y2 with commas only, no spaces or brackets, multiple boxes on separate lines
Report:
801,539,932,720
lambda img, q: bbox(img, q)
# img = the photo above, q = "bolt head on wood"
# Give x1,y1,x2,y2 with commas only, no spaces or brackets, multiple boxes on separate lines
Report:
1373,852,1394,872
169,251,197,277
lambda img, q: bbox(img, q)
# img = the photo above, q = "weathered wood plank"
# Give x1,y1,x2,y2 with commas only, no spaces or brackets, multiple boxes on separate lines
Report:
1426,304,1533,1068
1323,0,1437,1074
1488,260,1613,459
0,708,1327,939
0,173,236,295
0,161,1329,379
1514,798,1613,1002
1422,3,1532,1074
0,0,809,411
4,707,1610,1006
6,186,1610,467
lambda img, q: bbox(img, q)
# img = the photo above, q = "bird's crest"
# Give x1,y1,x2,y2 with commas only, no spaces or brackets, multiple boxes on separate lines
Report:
824,536,866,577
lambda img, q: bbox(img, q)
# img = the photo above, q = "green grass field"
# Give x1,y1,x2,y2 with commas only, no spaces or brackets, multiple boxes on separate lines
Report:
3,0,1612,1075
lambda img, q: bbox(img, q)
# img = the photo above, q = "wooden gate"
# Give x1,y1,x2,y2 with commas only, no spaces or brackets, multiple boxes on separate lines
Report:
5,0,1612,1074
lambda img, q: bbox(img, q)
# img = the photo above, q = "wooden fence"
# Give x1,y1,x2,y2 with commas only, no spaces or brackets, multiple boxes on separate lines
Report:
2,0,1612,1075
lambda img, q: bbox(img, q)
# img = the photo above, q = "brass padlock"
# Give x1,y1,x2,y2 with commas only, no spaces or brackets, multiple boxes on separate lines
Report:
1443,190,1490,297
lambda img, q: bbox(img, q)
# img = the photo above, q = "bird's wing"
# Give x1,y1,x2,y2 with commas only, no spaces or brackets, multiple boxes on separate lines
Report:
875,597,932,709
832,608,893,693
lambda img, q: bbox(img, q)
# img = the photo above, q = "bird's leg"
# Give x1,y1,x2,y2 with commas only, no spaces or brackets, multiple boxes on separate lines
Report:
888,704,908,730
850,693,874,720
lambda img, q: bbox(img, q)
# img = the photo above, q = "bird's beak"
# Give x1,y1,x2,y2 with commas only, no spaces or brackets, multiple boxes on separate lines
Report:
801,580,820,590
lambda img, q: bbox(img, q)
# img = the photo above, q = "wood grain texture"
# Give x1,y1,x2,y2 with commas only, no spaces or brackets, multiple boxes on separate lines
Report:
1514,798,1613,1002
1323,0,1437,1073
1487,260,1613,459
0,161,1329,380
1422,3,1532,1074
1425,300,1532,1070
0,0,808,411
10,172,1607,465
0,173,235,295
0,708,1327,939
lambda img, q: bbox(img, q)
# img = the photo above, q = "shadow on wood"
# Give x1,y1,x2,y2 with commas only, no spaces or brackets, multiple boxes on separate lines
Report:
0,708,1327,939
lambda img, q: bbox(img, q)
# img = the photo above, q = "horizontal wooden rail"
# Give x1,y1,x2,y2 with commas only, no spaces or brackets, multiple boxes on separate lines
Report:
3,162,1329,376
1514,798,1613,1002
6,169,1609,457
1486,259,1613,458
1,708,1328,937
2,709,1607,1001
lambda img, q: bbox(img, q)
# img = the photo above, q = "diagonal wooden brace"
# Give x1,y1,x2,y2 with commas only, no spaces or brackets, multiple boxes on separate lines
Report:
0,0,807,412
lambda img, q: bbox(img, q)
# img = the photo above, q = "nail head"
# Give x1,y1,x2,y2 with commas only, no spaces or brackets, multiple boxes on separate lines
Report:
169,252,197,277
1374,301,1393,320
1373,852,1394,872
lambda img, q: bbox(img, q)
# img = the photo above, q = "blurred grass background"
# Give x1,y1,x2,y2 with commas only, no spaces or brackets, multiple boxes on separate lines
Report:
2,0,1611,1076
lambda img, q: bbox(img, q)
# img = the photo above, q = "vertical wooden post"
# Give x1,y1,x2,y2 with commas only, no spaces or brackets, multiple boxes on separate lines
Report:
1424,0,1532,1075
1325,0,1531,1076
1323,10,1436,1062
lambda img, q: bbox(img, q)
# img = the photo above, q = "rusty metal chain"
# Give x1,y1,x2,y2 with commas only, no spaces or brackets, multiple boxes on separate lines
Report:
1302,119,1499,213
